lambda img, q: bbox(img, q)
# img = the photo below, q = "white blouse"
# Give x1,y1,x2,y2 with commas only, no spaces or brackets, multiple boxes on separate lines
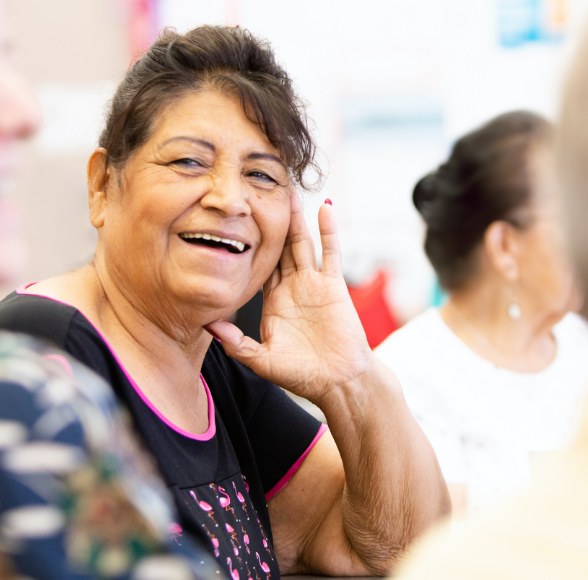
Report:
376,308,588,512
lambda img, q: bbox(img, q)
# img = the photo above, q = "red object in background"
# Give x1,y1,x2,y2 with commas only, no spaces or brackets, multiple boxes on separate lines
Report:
347,269,399,349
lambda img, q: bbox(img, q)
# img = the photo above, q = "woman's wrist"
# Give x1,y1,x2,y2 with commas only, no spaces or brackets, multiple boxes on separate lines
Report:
315,355,404,424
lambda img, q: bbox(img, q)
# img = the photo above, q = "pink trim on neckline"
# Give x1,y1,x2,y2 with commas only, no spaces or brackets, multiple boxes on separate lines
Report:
17,282,217,441
265,423,328,502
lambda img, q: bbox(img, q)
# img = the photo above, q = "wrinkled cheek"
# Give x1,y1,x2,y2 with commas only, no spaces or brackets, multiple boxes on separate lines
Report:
276,212,291,259
266,231,288,273
254,196,291,276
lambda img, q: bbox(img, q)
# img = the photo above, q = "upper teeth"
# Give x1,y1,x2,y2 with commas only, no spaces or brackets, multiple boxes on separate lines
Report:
181,233,246,253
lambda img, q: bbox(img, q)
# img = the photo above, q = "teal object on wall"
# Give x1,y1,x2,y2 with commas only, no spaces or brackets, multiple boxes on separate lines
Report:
497,0,566,48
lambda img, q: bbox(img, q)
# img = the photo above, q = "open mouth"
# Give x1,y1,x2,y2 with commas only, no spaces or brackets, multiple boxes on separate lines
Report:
179,233,249,254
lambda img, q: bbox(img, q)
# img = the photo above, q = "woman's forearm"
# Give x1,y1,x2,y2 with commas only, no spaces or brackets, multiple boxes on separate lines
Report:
318,357,451,574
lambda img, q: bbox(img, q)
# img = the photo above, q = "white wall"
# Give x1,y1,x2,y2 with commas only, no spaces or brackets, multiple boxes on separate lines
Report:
3,0,128,297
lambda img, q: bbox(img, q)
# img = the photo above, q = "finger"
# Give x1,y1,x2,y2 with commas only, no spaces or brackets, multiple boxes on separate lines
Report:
205,319,262,358
205,320,272,376
281,191,317,274
318,200,343,275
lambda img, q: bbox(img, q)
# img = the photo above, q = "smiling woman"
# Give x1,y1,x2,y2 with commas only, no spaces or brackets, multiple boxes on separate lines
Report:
0,25,449,578
87,89,293,329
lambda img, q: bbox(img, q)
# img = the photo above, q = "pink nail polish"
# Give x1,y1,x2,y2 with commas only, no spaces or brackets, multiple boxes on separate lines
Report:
324,198,333,205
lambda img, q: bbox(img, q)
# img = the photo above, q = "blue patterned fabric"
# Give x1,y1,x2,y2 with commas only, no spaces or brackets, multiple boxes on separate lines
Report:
0,331,222,579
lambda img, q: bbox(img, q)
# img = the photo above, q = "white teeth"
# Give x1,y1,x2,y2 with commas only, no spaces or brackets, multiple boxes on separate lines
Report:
181,233,246,253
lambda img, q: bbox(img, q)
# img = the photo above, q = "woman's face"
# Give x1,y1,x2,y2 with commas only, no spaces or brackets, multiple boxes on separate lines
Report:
516,144,582,318
94,89,293,324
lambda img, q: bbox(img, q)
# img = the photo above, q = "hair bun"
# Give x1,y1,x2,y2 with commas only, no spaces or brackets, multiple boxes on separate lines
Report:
413,170,443,224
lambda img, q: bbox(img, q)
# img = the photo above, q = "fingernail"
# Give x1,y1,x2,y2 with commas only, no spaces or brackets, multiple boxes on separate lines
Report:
324,198,333,205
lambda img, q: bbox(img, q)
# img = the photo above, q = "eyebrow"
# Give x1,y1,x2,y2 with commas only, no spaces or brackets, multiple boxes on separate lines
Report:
160,136,215,152
248,151,287,170
159,136,287,170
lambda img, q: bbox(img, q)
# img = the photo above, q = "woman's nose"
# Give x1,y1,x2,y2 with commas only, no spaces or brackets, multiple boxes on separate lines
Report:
201,172,251,217
0,67,42,140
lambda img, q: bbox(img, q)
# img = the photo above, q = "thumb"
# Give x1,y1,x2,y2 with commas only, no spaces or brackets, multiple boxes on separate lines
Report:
204,320,266,370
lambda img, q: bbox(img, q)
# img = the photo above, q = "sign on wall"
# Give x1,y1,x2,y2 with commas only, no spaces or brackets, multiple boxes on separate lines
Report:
498,0,568,47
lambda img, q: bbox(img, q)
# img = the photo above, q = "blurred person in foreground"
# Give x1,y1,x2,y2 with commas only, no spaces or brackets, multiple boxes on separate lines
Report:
390,33,588,580
0,23,449,579
376,110,588,518
0,3,222,577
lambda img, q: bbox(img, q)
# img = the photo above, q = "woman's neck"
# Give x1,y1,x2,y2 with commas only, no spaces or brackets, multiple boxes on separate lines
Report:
25,263,214,433
440,293,558,373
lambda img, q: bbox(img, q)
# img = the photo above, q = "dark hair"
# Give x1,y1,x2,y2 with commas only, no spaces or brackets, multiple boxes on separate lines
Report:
413,110,552,291
99,25,320,188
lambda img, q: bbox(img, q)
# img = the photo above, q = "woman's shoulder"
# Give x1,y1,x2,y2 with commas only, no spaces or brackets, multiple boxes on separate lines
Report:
375,306,491,395
0,285,108,374
554,312,588,346
0,287,79,340
376,307,445,358
549,312,588,379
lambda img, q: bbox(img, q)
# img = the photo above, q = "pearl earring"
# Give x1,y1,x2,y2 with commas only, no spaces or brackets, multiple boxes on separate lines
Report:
508,300,521,320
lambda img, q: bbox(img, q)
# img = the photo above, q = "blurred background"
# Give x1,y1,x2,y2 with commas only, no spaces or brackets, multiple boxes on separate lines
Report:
4,0,588,345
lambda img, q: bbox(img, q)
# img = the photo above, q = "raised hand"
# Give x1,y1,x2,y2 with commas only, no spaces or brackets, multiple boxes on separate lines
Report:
205,193,373,404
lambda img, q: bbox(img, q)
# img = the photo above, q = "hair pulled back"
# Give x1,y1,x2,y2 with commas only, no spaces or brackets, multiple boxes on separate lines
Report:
413,110,552,291
99,25,319,188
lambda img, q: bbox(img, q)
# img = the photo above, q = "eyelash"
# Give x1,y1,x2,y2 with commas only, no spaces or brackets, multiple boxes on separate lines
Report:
247,170,278,184
171,158,204,169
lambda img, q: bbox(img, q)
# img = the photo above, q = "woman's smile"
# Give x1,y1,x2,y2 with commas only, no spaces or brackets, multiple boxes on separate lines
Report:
178,231,249,254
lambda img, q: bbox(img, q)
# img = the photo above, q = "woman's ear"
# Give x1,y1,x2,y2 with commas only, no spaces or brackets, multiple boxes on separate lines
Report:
87,147,110,229
484,221,520,281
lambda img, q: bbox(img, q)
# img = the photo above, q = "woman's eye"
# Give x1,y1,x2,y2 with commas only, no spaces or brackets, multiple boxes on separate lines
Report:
171,158,204,169
248,170,278,184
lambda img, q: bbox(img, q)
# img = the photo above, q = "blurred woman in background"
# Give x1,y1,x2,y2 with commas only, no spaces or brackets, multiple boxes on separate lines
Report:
376,110,588,516
391,27,588,580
